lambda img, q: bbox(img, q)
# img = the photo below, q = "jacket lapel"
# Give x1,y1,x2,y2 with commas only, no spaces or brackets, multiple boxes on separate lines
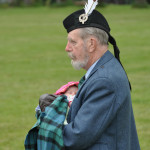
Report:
88,50,114,79
76,50,114,97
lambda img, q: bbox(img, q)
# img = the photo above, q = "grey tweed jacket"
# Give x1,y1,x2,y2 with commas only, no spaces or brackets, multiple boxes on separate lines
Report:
63,50,140,150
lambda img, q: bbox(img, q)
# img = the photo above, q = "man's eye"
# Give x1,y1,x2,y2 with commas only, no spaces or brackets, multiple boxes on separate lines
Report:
71,40,76,45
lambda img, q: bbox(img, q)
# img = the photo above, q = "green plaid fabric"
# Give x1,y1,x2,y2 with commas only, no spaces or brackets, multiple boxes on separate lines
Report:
24,95,68,150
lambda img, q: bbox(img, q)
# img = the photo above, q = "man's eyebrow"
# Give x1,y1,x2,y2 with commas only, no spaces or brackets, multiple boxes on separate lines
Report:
67,36,71,40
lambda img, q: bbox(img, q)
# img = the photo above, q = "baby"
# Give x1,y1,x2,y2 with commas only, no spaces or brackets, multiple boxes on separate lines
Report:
37,81,79,113
25,82,79,150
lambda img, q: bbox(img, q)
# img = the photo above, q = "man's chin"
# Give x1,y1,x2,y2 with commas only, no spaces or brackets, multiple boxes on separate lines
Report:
73,66,82,70
71,61,84,70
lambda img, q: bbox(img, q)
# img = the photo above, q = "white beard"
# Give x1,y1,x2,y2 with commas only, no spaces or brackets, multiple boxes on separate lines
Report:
68,52,89,70
71,59,88,70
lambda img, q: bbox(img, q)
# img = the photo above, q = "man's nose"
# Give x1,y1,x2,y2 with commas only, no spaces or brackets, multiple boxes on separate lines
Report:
65,42,71,52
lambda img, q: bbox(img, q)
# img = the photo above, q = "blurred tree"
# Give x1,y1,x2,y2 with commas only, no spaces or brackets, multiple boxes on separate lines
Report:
103,0,132,4
133,0,148,7
24,0,32,5
15,0,23,6
33,0,47,5
147,0,150,3
0,0,149,6
134,0,147,3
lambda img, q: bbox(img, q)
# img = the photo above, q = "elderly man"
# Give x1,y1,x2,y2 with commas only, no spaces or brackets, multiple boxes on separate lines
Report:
62,3,140,150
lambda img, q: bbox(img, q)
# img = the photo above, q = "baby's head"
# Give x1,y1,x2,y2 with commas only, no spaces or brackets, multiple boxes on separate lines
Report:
64,85,78,96
55,81,79,106
55,81,79,96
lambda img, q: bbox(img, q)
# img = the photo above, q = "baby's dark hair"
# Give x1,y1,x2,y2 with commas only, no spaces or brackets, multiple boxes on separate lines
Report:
39,94,59,112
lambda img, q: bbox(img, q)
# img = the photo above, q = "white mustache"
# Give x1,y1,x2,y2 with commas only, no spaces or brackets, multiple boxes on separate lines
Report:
68,53,75,59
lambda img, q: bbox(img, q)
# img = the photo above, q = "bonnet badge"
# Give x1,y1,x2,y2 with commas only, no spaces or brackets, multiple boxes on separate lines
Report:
79,14,88,24
79,0,98,25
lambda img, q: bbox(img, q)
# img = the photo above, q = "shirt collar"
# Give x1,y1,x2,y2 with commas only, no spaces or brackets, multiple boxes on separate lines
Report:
85,58,100,80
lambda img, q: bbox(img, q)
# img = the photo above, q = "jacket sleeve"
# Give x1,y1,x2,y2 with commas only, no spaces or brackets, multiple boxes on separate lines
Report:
63,77,120,150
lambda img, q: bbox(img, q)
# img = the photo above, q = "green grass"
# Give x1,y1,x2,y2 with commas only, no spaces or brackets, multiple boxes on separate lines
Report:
0,5,150,150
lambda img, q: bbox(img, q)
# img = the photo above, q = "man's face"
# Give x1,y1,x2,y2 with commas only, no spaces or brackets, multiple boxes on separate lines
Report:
65,29,89,70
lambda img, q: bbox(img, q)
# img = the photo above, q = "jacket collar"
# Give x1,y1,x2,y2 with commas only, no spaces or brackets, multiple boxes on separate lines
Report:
87,50,114,80
76,50,114,98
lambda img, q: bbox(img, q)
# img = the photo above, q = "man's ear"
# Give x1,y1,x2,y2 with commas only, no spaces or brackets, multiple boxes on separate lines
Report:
88,37,97,53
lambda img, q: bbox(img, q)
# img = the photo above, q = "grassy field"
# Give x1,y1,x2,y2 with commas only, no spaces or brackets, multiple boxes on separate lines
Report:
0,5,150,150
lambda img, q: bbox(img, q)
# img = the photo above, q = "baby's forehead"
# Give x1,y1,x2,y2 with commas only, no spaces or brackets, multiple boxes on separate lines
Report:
67,85,78,91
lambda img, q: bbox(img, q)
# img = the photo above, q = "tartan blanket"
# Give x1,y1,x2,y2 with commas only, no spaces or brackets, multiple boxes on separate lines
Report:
24,95,68,150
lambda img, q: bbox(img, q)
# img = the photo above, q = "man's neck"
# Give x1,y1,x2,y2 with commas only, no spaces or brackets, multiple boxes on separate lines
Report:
84,48,108,71
85,58,100,79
